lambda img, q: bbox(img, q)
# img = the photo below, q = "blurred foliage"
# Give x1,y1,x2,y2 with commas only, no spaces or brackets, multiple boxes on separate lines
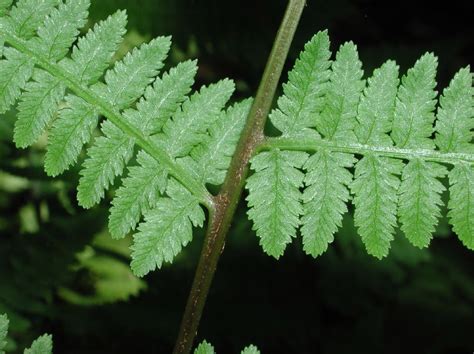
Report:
0,0,473,353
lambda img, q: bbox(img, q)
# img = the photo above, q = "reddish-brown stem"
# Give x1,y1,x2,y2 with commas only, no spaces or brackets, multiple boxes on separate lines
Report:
172,1,306,353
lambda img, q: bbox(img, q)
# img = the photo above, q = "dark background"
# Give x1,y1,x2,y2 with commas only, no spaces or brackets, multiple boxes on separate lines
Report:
1,0,473,353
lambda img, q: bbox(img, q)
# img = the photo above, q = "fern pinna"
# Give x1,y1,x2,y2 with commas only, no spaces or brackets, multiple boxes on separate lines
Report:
0,0,472,279
250,31,473,259
0,0,250,277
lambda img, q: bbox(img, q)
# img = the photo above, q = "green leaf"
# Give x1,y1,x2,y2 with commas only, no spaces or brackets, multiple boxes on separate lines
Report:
97,36,171,109
0,0,12,16
0,314,8,354
391,53,438,149
351,155,403,258
109,151,168,239
161,79,235,157
126,59,197,135
301,151,355,257
316,41,364,141
30,0,89,61
448,164,474,249
45,95,98,176
270,30,331,137
241,345,260,354
77,121,135,208
8,0,58,39
398,159,447,248
435,66,473,153
14,69,65,147
246,149,308,258
194,341,215,354
24,334,52,354
355,60,399,145
130,179,205,277
189,98,252,185
65,10,127,84
0,47,34,114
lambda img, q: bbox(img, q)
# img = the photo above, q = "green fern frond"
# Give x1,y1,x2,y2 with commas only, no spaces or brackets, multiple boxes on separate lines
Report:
109,151,167,240
270,30,331,138
0,47,33,113
398,159,447,248
241,345,261,354
391,53,438,149
352,155,403,258
77,120,135,208
0,0,241,277
435,66,473,153
448,165,474,249
186,99,252,185
316,41,364,141
160,79,235,157
1,314,53,354
23,334,52,354
301,151,355,257
130,179,205,277
194,341,215,354
9,0,59,40
194,341,260,354
251,30,473,259
246,149,308,258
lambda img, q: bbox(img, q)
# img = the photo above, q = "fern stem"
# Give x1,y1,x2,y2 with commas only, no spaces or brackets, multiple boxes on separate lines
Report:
260,137,474,165
173,1,306,353
0,28,214,209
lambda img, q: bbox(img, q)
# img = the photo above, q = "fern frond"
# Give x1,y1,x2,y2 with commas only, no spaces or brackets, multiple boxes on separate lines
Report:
391,53,438,149
65,10,127,84
14,70,64,147
130,179,205,277
351,155,403,258
253,30,473,259
77,120,135,208
24,334,53,354
95,36,170,108
435,66,473,153
0,47,33,113
0,314,7,354
316,41,364,141
45,95,98,175
270,30,331,138
246,149,308,258
194,341,215,354
354,60,399,145
187,99,252,185
301,151,355,257
448,165,474,249
160,79,235,157
398,159,447,247
29,0,89,61
1,0,244,276
109,151,167,239
125,59,197,135
241,345,261,354
9,0,58,39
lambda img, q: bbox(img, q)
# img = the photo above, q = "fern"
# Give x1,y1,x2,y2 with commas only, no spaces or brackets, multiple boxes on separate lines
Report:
0,0,249,276
0,314,52,354
1,0,472,276
249,30,473,259
194,341,260,354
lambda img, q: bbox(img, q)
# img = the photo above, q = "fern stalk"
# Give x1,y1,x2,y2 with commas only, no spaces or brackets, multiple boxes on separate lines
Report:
173,0,306,352
260,137,474,165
